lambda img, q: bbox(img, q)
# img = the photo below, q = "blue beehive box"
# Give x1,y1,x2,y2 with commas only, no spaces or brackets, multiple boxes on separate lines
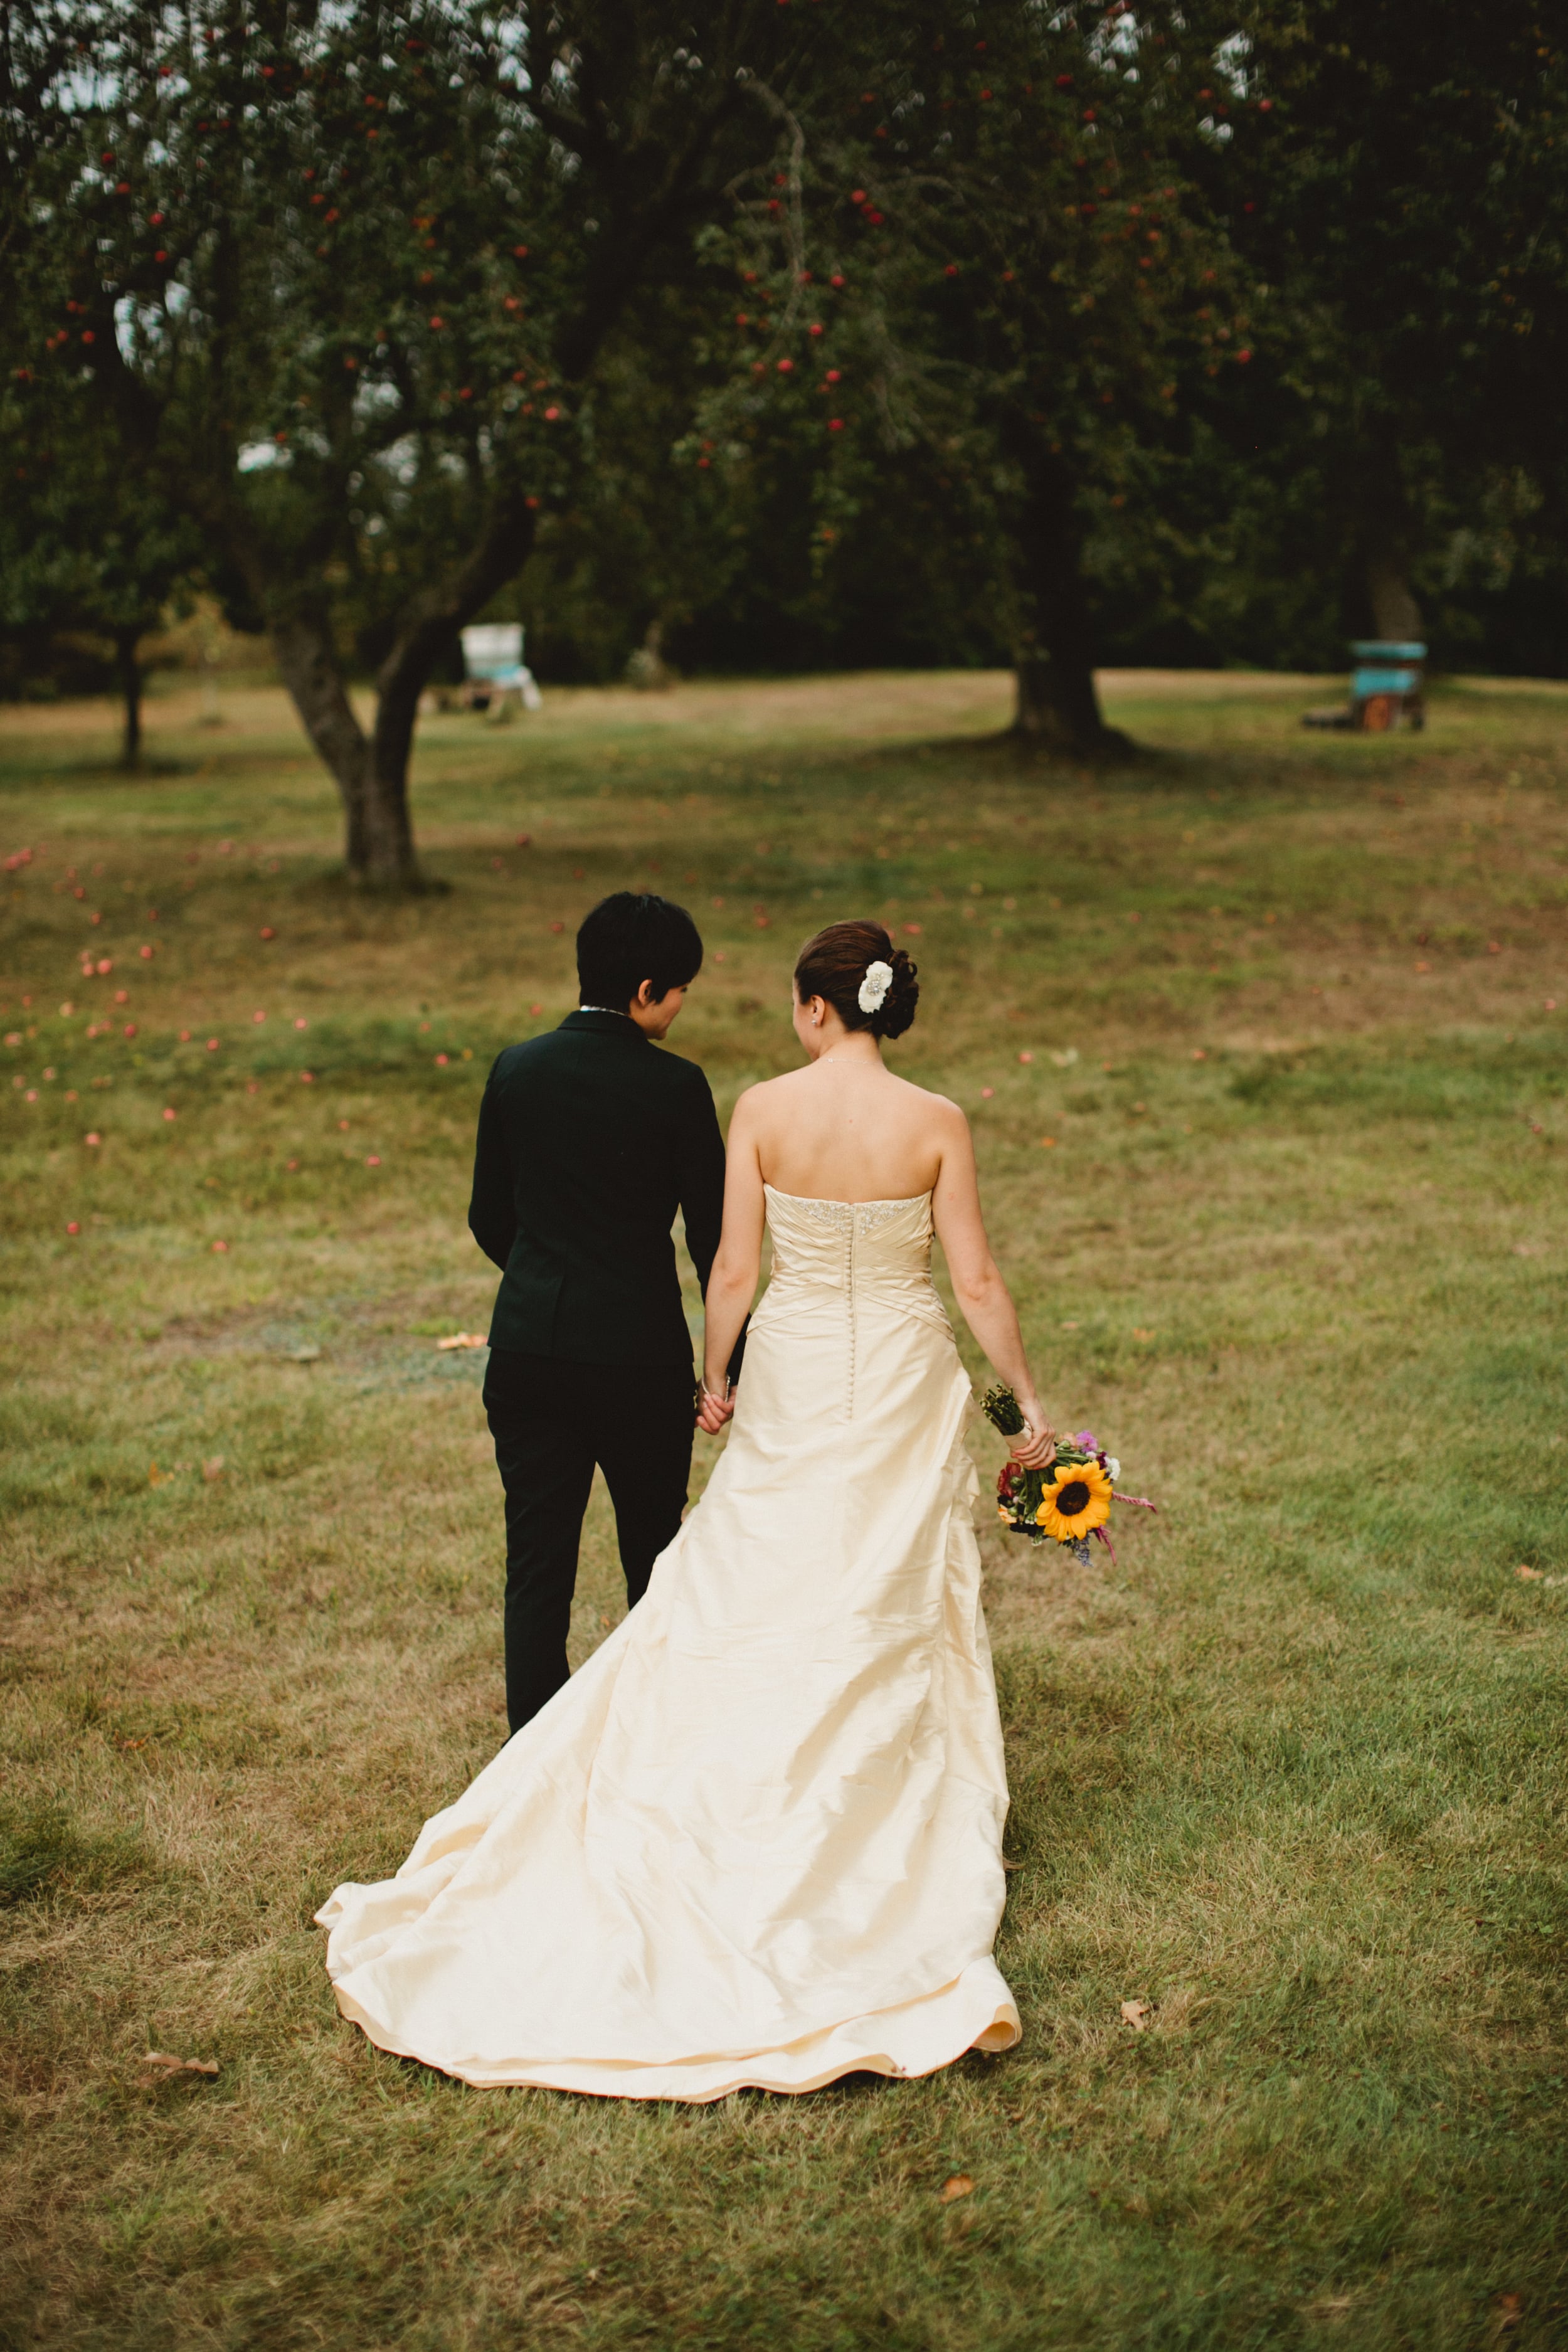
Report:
1349,640,1425,732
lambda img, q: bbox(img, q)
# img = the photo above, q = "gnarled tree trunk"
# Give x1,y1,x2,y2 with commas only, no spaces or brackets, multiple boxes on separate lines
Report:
260,497,537,888
1365,553,1422,641
1007,435,1131,761
269,615,379,879
1014,647,1122,755
1353,426,1425,644
267,620,423,890
114,625,143,771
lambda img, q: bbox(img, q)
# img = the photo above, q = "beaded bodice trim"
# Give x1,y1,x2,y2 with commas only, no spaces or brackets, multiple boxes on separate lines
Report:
800,1196,914,1239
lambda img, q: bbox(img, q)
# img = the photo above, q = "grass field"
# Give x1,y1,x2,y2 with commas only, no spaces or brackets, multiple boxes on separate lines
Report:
3,667,1566,2350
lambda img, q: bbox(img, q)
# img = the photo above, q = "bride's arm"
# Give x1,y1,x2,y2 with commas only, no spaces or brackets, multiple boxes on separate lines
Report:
930,1105,1057,1465
697,1090,766,1431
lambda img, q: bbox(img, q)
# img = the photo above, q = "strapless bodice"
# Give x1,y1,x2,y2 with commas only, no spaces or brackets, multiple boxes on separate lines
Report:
755,1187,951,1422
763,1184,936,1290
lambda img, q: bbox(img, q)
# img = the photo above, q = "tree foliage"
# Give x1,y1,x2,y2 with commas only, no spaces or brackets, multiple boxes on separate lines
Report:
1205,0,1568,647
0,359,199,765
3,0,1564,836
670,0,1261,751
2,1,859,878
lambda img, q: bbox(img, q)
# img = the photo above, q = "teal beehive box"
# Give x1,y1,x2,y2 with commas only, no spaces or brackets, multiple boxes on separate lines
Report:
1349,640,1426,732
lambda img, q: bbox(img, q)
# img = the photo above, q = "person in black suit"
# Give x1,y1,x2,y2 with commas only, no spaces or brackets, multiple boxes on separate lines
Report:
469,892,734,1732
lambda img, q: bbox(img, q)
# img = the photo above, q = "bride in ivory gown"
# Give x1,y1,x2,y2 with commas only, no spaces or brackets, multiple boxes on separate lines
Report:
317,918,1059,2099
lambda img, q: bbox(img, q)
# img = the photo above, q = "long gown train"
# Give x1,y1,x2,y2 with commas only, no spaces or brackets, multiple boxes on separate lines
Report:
315,1187,1021,2099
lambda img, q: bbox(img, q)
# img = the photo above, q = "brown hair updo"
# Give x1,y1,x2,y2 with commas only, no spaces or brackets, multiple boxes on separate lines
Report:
793,918,920,1041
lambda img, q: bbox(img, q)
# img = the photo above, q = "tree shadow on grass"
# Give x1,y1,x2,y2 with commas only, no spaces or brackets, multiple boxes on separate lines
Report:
845,726,1202,800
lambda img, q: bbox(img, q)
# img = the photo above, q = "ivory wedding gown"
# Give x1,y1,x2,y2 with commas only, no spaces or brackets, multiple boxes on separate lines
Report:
317,1187,1021,2098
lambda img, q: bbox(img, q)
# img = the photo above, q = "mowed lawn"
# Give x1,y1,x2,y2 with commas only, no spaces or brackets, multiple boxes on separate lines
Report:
2,669,1565,2351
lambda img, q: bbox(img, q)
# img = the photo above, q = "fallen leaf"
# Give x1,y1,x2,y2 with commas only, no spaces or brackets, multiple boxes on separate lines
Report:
285,1344,321,1364
1002,1857,1025,1872
1120,1999,1152,2031
436,1332,489,1352
939,2174,974,2203
1494,2292,1523,2331
201,1456,225,1481
1516,1564,1544,1582
142,2051,219,2077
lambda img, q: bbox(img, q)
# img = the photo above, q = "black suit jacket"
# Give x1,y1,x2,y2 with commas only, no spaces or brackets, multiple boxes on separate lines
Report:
469,1010,727,1367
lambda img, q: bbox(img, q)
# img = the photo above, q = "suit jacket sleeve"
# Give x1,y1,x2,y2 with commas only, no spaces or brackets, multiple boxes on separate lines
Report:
677,1067,747,1383
468,1057,517,1272
675,1067,726,1298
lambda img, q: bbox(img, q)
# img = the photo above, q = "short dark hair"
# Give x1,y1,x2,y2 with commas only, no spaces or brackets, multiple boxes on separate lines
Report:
793,918,919,1041
576,892,704,1010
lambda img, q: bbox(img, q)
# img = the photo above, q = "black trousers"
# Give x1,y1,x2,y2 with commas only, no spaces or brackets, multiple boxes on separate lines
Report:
482,1348,695,1734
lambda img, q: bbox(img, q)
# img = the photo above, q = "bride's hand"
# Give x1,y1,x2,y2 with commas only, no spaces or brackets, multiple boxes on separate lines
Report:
1008,1407,1057,1468
696,1382,734,1435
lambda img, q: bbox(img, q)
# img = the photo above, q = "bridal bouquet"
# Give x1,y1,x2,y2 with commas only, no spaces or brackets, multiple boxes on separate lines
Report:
981,1388,1157,1565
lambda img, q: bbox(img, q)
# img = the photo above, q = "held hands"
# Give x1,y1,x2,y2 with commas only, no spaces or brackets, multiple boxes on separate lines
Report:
696,1380,735,1436
1007,1401,1058,1469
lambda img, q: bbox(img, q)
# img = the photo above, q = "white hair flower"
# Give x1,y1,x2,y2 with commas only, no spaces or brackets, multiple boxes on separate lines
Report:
858,959,894,1014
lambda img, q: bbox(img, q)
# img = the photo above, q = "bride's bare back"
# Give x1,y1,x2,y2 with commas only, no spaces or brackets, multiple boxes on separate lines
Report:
750,1052,956,1203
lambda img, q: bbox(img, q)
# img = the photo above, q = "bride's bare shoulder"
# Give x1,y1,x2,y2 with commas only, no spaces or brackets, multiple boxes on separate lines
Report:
888,1071,968,1128
746,1064,821,1102
730,1070,801,1120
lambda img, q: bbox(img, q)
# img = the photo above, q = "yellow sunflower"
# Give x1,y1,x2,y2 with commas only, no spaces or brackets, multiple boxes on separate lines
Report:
1036,1456,1113,1541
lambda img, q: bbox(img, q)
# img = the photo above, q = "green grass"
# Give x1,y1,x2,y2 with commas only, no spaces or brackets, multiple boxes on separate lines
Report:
2,666,1566,2349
